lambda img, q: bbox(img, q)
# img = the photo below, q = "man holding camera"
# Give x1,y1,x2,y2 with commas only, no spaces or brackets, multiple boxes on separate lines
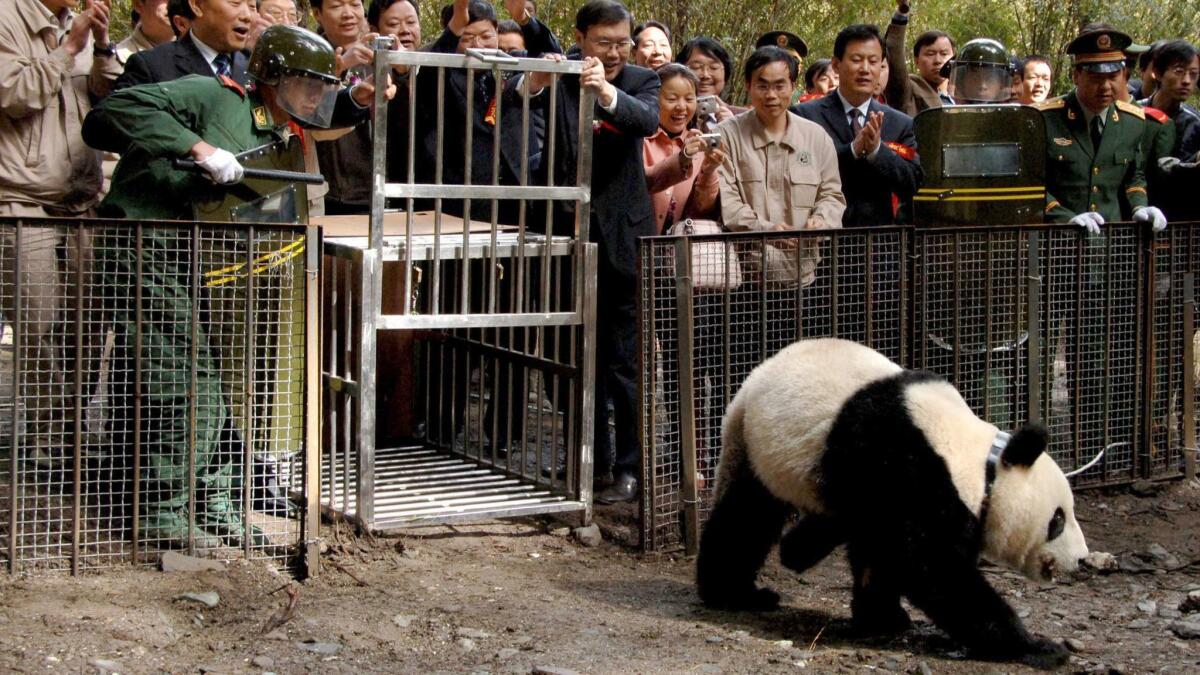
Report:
792,24,921,226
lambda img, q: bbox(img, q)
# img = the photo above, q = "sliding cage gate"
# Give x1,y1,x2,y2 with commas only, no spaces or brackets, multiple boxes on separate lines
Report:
0,217,320,574
640,223,1199,553
320,47,598,531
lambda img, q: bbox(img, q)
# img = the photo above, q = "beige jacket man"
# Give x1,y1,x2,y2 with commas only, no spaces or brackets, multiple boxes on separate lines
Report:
0,0,119,460
717,109,845,286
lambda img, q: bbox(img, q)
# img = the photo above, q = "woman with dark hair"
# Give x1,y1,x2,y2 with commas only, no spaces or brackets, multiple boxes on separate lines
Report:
678,36,742,123
642,63,723,233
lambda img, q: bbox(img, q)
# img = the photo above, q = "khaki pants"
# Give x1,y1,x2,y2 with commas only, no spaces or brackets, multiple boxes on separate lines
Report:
0,202,94,453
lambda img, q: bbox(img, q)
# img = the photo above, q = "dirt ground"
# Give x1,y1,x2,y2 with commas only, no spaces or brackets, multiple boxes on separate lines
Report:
1,480,1199,675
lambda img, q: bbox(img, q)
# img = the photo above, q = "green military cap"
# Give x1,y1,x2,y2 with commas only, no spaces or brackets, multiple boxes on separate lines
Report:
756,31,808,61
1067,27,1133,73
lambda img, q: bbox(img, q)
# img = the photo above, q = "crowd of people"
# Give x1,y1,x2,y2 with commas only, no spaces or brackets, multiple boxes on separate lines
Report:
1,0,1198,541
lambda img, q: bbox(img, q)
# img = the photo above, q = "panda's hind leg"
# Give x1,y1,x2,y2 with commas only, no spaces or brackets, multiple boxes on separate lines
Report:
779,513,844,574
846,540,912,635
696,463,791,612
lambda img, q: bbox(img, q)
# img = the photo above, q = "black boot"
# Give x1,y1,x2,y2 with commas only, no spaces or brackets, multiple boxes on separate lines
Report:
595,472,638,505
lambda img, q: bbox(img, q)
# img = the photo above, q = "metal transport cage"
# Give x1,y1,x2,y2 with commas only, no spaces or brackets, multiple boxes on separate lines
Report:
319,47,598,531
0,218,321,574
639,223,1199,553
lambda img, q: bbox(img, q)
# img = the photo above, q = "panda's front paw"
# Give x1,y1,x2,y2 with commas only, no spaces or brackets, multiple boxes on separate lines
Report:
1019,638,1069,670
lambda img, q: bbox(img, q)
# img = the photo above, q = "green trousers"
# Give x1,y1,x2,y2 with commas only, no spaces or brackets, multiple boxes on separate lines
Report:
102,230,243,543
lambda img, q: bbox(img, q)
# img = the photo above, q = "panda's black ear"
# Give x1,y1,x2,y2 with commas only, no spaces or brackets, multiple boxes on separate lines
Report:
1001,422,1049,468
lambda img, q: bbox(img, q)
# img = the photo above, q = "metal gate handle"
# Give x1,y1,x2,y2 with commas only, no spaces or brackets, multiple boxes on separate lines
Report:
465,48,519,65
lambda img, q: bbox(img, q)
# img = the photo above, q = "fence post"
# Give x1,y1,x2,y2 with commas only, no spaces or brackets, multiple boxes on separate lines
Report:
1184,272,1196,482
304,224,322,577
1026,231,1042,424
673,237,700,556
1140,228,1156,479
9,219,21,574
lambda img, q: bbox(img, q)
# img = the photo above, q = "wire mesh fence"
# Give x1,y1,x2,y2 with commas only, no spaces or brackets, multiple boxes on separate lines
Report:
0,217,314,574
639,227,908,553
639,223,1199,553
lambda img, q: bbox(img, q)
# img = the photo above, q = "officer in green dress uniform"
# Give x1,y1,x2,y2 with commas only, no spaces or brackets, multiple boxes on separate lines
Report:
1036,26,1168,233
82,25,342,549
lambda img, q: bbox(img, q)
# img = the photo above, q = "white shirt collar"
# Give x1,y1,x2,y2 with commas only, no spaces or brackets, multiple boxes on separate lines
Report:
189,32,223,73
835,89,872,121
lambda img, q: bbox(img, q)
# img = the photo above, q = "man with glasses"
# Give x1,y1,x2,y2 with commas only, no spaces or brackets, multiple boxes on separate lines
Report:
520,0,660,504
1141,40,1200,221
1142,41,1200,161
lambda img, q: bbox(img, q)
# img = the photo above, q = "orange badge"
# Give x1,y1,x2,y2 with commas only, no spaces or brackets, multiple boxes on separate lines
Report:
884,141,916,161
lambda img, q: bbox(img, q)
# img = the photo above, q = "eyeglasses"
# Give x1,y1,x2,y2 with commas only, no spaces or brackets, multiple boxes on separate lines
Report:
687,62,722,75
1168,65,1200,80
589,38,633,54
751,80,792,94
262,9,299,23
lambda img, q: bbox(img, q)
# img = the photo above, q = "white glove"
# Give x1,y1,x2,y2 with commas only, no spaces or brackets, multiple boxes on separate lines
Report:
1069,211,1104,235
1133,205,1167,232
196,148,245,185
1158,156,1182,174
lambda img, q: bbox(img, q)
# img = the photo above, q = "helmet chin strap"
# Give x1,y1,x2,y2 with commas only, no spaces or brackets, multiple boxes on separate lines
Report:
978,430,1010,530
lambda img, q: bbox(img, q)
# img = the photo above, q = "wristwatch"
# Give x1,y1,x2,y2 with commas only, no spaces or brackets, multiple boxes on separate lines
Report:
93,42,116,57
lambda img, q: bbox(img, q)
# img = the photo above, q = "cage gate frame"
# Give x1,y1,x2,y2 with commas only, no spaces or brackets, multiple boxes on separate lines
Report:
319,47,599,533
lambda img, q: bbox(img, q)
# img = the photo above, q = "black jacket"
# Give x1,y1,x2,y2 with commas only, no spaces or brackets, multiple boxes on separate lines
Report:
791,93,921,226
116,33,250,90
520,18,660,282
405,29,543,223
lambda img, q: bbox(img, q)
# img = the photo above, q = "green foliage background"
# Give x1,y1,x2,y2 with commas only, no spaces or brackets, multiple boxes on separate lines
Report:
106,0,1199,104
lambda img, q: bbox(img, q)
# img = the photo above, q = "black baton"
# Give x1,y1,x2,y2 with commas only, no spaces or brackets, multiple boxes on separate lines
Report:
172,158,326,185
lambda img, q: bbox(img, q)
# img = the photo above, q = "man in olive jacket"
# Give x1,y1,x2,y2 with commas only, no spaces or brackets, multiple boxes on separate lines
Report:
1037,26,1166,233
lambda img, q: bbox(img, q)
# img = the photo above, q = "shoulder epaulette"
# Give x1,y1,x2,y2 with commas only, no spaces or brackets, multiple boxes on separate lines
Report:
1115,99,1145,120
1035,97,1065,111
1143,106,1169,124
218,74,246,98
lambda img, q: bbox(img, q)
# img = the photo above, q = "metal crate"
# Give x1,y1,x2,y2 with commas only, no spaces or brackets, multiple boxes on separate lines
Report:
319,47,598,532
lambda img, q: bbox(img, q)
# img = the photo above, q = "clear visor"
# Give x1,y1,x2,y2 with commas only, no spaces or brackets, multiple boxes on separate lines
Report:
951,64,1013,103
276,74,340,128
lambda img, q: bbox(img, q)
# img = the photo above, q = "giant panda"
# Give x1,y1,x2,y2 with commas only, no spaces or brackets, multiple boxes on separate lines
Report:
696,338,1089,669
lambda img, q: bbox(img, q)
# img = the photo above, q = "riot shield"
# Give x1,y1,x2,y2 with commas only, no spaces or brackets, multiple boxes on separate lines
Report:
913,104,1047,226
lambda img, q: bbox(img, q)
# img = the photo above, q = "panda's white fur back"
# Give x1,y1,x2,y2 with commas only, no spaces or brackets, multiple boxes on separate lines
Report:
718,339,1001,517
717,339,903,512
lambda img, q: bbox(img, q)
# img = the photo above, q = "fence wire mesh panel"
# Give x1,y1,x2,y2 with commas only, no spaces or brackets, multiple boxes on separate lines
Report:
638,229,907,552
913,227,1030,434
1,217,312,574
638,223,1199,552
1036,226,1142,484
1150,224,1199,481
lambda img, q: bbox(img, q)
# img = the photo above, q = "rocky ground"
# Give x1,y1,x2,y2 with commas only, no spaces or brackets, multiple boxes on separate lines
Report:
1,479,1199,674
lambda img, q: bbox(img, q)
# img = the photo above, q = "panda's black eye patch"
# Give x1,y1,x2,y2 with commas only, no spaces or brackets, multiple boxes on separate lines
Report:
1047,507,1065,541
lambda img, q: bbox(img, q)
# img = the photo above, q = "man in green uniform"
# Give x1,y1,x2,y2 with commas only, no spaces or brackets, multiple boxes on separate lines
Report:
82,25,343,548
1037,26,1167,234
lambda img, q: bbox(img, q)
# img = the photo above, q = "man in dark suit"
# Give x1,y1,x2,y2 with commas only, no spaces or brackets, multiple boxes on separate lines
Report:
118,0,255,89
521,0,660,503
792,24,921,227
